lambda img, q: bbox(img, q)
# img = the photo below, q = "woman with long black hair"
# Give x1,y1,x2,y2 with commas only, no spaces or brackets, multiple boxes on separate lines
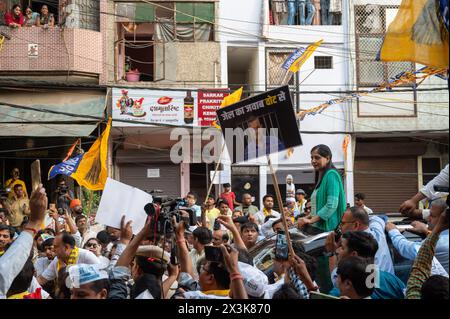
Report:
297,144,346,232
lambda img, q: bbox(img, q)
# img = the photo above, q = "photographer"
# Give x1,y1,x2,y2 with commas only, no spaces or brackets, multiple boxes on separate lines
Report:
51,179,74,212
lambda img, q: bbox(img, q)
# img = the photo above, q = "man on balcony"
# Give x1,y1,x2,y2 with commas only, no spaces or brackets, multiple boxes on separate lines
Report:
4,4,24,28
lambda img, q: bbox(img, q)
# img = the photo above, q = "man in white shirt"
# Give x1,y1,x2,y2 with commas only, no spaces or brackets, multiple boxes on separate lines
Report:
254,195,280,225
189,227,212,278
37,232,100,286
355,193,374,215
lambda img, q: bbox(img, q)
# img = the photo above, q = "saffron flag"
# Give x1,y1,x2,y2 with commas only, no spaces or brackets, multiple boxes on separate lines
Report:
48,118,112,190
288,39,324,73
212,87,243,129
379,0,449,68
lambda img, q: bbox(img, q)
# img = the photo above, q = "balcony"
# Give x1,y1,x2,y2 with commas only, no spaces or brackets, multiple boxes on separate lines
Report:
0,26,103,80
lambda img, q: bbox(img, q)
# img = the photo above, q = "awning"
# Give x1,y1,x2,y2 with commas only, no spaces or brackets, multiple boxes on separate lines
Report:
0,123,100,137
0,90,105,137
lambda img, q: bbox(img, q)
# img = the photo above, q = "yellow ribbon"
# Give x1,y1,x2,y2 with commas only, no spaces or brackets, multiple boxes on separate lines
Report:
202,289,230,297
7,291,29,299
57,246,79,272
263,208,272,217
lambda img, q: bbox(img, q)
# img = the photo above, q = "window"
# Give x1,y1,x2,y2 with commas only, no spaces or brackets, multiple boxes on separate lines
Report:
266,51,295,87
114,1,215,82
114,1,214,42
354,5,414,87
314,56,333,69
354,4,416,117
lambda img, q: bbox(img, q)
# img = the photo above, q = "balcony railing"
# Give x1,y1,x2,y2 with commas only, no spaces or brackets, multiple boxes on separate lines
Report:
269,0,342,26
0,26,103,75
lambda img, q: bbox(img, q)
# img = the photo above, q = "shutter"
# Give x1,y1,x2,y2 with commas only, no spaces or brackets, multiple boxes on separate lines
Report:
354,157,418,214
119,163,180,198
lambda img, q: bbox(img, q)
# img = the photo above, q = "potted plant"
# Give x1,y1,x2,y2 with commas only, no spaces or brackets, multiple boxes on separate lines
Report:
126,68,141,82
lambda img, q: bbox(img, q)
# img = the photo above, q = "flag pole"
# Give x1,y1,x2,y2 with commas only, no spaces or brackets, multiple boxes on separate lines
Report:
267,154,295,257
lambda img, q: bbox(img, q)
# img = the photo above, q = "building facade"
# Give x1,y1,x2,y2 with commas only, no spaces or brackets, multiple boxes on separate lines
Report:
0,0,107,194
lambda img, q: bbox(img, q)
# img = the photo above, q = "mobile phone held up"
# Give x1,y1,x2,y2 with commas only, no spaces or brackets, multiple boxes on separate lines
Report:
275,230,289,261
204,245,223,263
170,245,179,265
213,218,221,231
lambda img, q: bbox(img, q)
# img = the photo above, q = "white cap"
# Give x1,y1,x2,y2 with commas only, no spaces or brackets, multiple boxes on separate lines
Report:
286,197,296,203
238,262,269,298
66,264,108,289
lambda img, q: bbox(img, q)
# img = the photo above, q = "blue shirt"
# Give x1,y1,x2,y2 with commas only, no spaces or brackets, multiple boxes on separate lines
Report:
329,270,406,299
388,229,449,275
366,216,395,274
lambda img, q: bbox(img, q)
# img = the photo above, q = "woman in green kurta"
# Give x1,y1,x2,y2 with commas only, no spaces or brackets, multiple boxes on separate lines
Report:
298,144,346,231
297,144,346,293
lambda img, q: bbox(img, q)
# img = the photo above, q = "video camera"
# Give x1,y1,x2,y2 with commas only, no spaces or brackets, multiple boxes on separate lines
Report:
57,185,69,195
144,196,197,235
0,185,10,200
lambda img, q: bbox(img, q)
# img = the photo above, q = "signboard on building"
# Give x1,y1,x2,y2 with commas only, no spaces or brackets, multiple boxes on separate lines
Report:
197,90,229,127
112,88,228,127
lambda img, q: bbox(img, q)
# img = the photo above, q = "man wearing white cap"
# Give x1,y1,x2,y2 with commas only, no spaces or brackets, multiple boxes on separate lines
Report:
286,175,296,200
67,264,110,299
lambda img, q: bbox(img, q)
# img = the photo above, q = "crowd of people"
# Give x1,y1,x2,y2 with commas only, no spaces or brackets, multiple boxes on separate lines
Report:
4,4,55,28
0,144,448,300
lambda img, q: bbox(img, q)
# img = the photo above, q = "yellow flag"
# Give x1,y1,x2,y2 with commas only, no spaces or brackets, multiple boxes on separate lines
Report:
380,0,449,68
221,87,243,107
71,118,112,190
212,87,243,129
289,39,324,73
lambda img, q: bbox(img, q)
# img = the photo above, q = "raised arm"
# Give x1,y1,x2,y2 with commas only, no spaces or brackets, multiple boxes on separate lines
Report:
406,211,448,299
0,185,47,297
217,215,247,251
173,217,195,279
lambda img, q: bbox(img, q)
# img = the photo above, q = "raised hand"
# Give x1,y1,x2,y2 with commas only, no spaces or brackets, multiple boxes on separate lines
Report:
28,184,48,226
119,215,133,244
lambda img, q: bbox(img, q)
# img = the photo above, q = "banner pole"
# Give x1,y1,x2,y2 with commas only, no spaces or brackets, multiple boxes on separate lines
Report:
267,154,295,257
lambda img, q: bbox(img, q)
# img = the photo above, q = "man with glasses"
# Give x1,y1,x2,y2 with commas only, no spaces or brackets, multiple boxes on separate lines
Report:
325,206,394,274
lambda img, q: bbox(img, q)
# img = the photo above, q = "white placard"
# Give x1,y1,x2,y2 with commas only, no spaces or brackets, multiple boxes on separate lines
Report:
95,178,153,234
147,168,160,178
28,44,38,58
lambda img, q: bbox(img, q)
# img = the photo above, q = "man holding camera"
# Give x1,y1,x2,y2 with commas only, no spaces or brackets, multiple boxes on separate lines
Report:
51,179,74,212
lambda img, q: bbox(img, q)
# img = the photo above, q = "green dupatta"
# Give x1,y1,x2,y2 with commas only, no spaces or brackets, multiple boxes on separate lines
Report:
311,169,346,232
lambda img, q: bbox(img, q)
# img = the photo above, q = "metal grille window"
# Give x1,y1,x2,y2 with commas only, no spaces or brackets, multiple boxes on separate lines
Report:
354,4,416,117
314,56,333,69
354,5,414,87
266,51,295,87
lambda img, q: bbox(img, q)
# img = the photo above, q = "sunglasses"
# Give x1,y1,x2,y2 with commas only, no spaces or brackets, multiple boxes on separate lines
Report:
86,243,99,248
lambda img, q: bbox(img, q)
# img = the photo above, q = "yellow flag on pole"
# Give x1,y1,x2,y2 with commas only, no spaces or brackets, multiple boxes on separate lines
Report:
289,39,324,73
69,118,112,190
379,0,449,68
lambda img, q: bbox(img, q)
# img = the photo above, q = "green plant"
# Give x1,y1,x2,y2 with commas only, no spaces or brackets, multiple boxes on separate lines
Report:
81,187,101,216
